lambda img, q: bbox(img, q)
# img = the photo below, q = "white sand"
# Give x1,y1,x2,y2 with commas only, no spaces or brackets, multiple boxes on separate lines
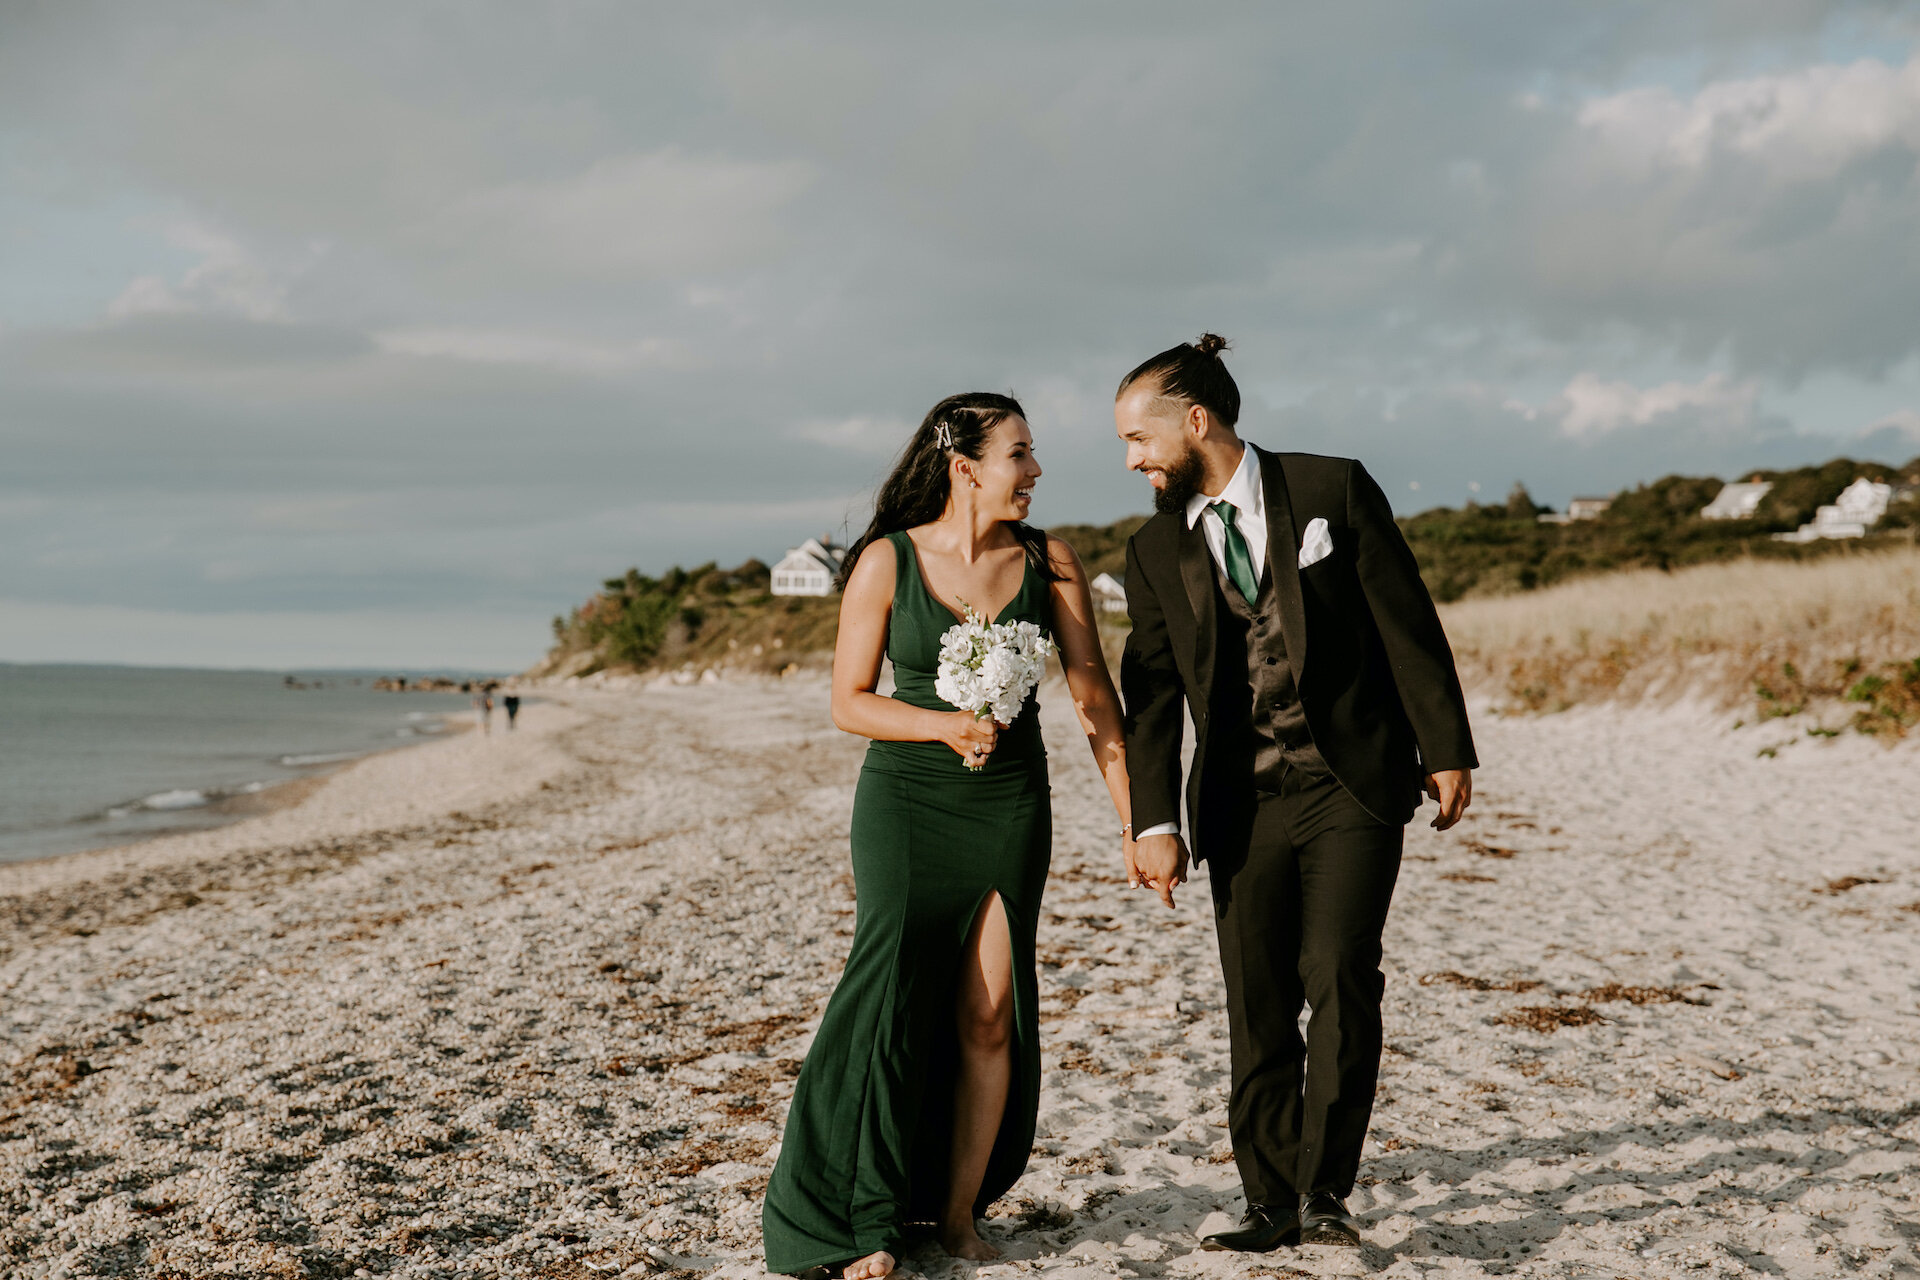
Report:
2,680,1916,1279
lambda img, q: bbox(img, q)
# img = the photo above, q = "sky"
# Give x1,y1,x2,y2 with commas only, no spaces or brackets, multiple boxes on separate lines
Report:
4,1,1919,670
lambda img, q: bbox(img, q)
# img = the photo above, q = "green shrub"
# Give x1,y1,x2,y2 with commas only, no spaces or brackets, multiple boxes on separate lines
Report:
1846,675,1887,702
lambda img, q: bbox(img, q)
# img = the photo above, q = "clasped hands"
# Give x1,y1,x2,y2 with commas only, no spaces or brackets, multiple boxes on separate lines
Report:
1124,831,1188,910
1120,770,1473,907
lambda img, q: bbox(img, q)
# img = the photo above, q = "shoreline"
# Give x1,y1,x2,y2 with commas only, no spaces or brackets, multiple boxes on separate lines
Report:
0,695,581,931
0,664,520,869
0,716,478,870
1,685,561,870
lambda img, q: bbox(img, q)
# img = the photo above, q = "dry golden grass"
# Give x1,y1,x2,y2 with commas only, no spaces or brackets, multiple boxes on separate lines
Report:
1439,546,1920,731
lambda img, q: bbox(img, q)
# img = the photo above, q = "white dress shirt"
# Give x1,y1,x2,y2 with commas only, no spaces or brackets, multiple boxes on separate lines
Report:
1135,445,1267,844
1186,443,1268,583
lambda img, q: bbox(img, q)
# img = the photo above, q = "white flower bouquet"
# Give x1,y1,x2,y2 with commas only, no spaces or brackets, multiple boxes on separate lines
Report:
935,605,1056,770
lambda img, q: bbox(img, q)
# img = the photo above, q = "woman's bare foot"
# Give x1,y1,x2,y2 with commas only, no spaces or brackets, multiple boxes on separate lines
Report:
841,1250,895,1279
939,1220,1001,1261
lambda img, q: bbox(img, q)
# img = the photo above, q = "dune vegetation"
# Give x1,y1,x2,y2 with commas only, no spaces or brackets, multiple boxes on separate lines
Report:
1442,546,1920,734
533,560,839,679
536,457,1920,735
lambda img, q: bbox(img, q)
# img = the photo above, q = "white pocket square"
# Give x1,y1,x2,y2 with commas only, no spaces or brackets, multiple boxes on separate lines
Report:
1297,517,1334,569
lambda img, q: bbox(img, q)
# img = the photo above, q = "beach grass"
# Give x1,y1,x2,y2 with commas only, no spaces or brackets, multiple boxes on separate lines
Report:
1440,546,1920,731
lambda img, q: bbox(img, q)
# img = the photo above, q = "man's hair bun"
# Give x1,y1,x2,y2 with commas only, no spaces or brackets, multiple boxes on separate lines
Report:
1116,332,1241,428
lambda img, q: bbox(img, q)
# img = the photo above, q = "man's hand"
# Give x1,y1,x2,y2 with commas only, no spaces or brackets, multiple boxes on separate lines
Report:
1425,768,1473,831
1130,832,1189,909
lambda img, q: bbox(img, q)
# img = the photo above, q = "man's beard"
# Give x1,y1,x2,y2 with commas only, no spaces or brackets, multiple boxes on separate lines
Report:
1151,442,1206,515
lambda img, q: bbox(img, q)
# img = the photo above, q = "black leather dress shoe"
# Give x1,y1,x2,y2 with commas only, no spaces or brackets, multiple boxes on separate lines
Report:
1298,1192,1362,1247
1201,1202,1301,1252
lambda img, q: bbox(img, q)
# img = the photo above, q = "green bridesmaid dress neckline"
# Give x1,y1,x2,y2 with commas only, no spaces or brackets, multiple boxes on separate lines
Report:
897,528,1039,629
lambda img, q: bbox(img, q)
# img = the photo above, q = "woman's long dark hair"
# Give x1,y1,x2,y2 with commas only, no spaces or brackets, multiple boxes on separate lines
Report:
839,391,1062,588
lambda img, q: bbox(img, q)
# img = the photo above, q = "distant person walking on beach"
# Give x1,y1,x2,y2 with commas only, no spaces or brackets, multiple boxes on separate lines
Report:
472,687,492,735
1116,336,1476,1252
762,393,1141,1280
503,694,520,730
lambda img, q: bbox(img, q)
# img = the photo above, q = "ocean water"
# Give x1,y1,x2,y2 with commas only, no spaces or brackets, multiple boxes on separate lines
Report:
0,664,491,864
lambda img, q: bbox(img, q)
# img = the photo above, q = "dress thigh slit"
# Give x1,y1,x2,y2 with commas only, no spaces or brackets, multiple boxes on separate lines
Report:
762,755,1049,1273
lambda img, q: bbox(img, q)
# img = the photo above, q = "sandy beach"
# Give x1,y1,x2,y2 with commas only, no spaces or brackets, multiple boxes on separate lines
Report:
4,677,1918,1280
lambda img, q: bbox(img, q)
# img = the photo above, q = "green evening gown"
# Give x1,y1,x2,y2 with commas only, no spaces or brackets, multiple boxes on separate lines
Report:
762,530,1053,1274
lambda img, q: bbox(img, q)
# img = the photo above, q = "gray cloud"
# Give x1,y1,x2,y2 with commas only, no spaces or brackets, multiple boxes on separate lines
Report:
2,1,1917,666
17,316,373,373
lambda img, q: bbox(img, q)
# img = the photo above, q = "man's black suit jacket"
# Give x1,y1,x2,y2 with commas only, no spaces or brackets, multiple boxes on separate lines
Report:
1121,445,1477,858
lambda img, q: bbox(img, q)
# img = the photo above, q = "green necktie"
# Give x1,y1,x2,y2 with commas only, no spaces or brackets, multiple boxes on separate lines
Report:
1209,501,1259,604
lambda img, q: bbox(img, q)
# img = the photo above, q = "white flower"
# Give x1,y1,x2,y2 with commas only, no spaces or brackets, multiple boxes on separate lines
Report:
933,604,1055,750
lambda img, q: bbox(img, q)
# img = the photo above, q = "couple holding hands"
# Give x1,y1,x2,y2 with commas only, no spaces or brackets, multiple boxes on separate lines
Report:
761,335,1478,1277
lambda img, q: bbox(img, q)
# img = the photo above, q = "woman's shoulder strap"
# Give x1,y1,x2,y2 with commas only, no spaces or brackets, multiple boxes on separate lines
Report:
880,530,916,603
879,529,908,575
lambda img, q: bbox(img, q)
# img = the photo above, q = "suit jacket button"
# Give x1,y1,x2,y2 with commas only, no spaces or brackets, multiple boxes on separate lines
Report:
1264,657,1278,666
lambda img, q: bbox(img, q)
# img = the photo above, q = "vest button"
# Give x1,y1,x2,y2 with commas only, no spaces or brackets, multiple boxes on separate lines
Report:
1265,657,1278,666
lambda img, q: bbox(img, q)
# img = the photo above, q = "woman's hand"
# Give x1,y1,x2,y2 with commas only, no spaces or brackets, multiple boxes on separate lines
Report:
1131,833,1188,910
942,711,999,765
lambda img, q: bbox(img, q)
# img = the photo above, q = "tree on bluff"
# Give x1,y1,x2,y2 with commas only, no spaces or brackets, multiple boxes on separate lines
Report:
552,559,775,670
1505,483,1545,520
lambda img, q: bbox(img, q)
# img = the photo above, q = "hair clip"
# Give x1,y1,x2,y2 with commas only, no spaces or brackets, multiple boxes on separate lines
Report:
935,422,953,449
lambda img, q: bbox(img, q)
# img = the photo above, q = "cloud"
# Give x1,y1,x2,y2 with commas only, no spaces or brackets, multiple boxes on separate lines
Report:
1556,372,1759,437
372,327,684,373
0,597,541,669
789,415,910,453
1578,55,1920,183
2,2,1919,667
105,220,304,321
1864,407,1920,438
14,314,372,375
1260,377,1837,512
426,149,815,281
1849,407,1920,461
1490,49,1920,375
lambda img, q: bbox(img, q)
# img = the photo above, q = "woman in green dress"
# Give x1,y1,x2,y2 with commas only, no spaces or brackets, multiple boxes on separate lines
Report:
762,393,1142,1279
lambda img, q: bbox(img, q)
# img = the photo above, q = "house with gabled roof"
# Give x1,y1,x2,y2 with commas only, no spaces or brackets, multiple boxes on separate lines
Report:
770,536,846,596
1700,479,1772,520
1773,478,1897,543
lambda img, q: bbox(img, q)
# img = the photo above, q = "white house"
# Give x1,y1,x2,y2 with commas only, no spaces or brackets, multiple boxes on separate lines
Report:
1701,480,1772,520
1542,495,1614,524
1089,572,1128,615
1773,478,1896,543
770,537,846,596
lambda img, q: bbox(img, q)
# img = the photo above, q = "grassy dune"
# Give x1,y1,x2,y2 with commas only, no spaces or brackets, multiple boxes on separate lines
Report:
535,496,1919,740
1441,546,1920,733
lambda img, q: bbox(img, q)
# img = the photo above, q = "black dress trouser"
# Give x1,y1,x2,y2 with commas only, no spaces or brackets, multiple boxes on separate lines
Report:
1206,767,1403,1204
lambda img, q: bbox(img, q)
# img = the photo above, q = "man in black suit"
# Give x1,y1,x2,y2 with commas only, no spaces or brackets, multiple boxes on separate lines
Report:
1114,335,1477,1252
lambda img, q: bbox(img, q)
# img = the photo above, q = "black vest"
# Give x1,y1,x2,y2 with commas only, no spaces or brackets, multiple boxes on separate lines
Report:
1209,558,1328,791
